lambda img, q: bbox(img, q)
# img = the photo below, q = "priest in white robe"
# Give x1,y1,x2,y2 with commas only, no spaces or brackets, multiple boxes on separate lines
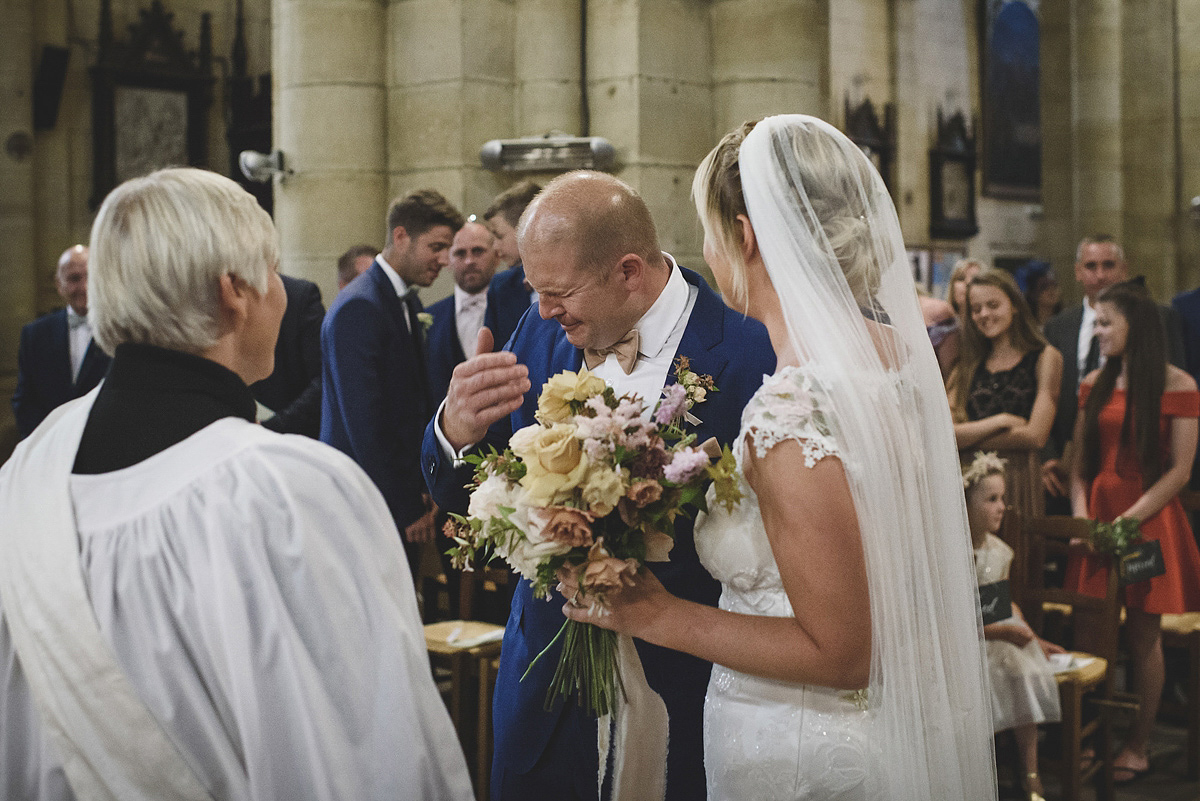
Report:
0,167,475,801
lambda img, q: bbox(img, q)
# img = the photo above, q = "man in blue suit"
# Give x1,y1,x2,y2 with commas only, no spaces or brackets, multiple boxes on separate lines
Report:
425,220,499,403
12,245,111,438
322,189,464,573
483,180,542,350
423,172,774,801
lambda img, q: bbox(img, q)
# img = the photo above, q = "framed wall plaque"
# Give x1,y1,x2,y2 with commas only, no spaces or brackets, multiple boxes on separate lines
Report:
90,0,213,208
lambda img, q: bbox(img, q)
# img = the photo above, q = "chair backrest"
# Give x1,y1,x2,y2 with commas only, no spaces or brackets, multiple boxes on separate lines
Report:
1022,516,1123,678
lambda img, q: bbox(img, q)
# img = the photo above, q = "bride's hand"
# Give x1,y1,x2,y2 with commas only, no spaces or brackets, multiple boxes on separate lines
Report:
556,564,672,638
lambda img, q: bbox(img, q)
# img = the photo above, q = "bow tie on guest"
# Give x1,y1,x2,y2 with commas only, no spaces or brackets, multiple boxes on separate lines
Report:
458,294,486,313
583,329,641,374
67,310,88,330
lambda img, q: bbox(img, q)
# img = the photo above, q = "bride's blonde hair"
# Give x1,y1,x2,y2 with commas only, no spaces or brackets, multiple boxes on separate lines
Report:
692,119,885,309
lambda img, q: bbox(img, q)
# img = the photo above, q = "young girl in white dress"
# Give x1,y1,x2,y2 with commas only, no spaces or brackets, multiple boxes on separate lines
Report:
964,451,1063,801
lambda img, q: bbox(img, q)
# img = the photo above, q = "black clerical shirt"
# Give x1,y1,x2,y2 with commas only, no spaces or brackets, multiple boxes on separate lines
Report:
72,343,257,475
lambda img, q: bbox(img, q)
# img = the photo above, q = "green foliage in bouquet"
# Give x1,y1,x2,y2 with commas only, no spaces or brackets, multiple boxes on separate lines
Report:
442,360,738,717
1089,516,1143,555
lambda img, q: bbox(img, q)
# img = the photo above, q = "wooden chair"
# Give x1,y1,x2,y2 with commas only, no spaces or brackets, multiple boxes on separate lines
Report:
476,655,502,801
1163,484,1200,779
1022,516,1131,801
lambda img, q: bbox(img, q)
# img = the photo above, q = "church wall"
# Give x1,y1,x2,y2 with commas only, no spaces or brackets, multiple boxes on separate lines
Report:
0,0,272,445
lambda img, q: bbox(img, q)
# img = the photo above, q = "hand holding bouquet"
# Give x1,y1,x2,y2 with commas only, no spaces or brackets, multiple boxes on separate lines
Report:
446,359,738,716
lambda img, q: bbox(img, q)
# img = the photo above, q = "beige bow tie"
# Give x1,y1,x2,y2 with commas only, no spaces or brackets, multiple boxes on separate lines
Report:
583,329,640,374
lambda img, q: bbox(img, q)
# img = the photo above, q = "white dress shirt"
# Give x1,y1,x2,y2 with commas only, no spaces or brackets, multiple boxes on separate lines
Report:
1077,297,1103,382
435,253,696,461
376,255,413,332
66,308,92,383
454,286,489,359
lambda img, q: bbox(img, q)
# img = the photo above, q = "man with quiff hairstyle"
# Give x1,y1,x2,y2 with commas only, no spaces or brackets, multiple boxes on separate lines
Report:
322,189,464,575
422,170,775,801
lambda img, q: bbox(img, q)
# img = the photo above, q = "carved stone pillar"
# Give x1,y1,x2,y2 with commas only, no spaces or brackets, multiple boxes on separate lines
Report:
273,0,387,301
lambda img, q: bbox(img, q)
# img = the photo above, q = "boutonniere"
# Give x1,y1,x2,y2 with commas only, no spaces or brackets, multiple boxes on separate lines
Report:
416,312,434,334
672,355,716,426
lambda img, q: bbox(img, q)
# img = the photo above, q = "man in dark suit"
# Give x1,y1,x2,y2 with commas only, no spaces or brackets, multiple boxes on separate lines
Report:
251,274,324,437
423,172,774,801
322,190,464,573
425,220,499,403
336,243,376,291
1042,234,1184,505
483,180,541,350
12,245,111,438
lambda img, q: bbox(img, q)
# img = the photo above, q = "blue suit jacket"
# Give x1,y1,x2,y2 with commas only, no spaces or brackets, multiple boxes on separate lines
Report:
424,294,465,405
484,263,534,351
422,268,775,800
11,308,111,438
321,263,432,531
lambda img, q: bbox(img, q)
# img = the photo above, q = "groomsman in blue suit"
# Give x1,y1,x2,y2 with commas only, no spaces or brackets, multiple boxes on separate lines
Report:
423,171,774,801
322,190,464,573
12,245,111,438
425,220,499,403
483,180,542,350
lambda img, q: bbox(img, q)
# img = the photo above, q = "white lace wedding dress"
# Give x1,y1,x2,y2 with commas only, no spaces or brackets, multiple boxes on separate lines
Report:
695,365,876,801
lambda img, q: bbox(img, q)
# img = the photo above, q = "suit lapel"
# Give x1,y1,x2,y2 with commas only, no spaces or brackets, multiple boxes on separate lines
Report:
50,310,73,390
370,263,433,416
672,269,729,389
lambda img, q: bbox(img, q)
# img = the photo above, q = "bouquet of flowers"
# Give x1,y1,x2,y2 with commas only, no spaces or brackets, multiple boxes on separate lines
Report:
1089,516,1143,555
445,357,739,716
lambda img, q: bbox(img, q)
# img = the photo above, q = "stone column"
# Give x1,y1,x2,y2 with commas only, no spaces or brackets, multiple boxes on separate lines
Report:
710,0,830,140
1072,0,1123,242
515,0,581,137
273,0,387,302
1120,0,1177,297
586,0,714,267
0,0,36,440
1179,0,1200,291
386,0,515,220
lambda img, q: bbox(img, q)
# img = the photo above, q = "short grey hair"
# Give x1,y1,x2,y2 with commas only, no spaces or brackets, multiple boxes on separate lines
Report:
89,168,278,355
1075,233,1125,263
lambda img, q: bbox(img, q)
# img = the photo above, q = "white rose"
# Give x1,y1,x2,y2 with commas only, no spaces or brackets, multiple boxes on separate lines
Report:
468,473,517,522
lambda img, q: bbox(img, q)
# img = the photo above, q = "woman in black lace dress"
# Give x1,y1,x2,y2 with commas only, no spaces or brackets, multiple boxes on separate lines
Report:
948,269,1063,522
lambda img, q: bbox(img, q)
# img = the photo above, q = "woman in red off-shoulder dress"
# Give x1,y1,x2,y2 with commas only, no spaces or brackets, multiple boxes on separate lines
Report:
1067,282,1200,783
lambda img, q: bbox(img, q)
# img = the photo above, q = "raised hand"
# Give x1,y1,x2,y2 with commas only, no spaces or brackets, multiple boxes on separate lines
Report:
441,326,531,451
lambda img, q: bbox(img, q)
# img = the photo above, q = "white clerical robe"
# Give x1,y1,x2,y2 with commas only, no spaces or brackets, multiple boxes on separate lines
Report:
0,396,473,801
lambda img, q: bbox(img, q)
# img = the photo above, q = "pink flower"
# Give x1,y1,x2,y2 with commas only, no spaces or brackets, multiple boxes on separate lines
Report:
654,384,688,425
530,506,596,548
663,447,710,484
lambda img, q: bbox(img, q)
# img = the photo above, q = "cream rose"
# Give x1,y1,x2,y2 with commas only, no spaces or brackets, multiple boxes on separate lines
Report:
520,423,589,506
537,370,608,425
581,466,626,517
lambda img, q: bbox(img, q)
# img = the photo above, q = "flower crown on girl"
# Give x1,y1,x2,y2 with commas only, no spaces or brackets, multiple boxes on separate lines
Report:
961,451,1007,490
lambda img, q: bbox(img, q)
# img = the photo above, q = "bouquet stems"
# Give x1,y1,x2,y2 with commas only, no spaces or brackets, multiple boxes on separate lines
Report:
527,619,623,717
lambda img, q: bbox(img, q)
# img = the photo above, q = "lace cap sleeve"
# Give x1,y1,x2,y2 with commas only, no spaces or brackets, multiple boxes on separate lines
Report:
741,366,840,466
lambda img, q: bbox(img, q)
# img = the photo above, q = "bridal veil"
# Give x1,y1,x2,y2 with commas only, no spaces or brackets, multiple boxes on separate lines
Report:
726,115,997,799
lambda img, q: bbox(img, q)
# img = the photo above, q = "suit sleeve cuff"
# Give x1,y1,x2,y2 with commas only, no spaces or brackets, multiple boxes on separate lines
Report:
433,399,475,467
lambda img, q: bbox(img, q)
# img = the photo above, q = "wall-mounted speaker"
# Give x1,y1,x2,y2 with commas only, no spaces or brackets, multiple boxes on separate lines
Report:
33,45,70,131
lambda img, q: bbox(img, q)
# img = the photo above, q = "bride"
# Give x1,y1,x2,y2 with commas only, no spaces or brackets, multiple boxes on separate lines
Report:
559,115,997,800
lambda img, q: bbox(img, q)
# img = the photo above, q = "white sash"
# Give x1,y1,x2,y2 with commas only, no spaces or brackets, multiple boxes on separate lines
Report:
0,391,215,801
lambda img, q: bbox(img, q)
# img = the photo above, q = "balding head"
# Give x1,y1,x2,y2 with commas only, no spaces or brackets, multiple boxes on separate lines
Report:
518,171,666,276
56,245,89,316
517,172,672,351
